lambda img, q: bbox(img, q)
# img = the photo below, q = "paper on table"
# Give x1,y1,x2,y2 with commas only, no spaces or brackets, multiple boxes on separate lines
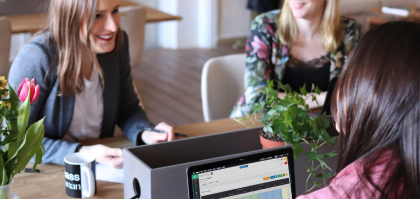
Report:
96,163,124,183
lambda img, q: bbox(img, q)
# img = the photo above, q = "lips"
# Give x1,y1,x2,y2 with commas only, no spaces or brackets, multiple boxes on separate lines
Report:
291,2,305,9
97,34,113,41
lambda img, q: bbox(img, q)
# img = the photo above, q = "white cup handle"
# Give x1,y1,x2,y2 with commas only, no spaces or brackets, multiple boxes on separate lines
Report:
82,166,95,198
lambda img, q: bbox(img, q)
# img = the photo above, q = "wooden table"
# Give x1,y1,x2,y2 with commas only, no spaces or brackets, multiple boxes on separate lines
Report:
7,1,182,34
12,117,260,199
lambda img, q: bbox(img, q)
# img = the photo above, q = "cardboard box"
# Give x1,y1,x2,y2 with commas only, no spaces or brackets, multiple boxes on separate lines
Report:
123,127,339,198
123,127,263,199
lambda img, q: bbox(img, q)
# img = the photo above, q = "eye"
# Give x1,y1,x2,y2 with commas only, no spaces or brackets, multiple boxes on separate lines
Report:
112,8,119,14
95,13,102,19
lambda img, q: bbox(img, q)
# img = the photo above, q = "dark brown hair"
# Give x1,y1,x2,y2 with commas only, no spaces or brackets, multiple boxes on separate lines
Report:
331,21,420,198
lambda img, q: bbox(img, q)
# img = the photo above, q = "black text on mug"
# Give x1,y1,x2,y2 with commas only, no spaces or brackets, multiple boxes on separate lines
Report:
64,153,97,198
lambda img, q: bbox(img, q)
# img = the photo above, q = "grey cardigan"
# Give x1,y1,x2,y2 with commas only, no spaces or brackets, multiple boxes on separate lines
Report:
8,32,154,165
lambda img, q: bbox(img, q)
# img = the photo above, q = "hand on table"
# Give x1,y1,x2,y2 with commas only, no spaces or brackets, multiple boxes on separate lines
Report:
141,122,176,144
79,144,123,169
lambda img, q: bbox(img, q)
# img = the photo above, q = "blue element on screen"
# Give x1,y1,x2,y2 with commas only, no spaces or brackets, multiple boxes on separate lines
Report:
259,189,282,199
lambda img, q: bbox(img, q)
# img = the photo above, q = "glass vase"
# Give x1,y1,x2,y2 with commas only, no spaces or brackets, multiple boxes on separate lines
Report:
0,180,20,199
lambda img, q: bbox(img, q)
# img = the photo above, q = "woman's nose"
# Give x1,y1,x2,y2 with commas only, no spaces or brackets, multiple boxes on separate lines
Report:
105,16,119,32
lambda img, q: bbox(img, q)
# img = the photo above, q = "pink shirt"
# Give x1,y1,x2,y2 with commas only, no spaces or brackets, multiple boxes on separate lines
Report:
296,153,394,199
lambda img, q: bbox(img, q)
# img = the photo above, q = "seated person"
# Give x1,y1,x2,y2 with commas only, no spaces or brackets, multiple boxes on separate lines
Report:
8,0,175,168
297,21,420,198
230,0,360,118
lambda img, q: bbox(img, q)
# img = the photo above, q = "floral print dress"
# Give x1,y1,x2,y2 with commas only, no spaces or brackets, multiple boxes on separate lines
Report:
230,10,361,118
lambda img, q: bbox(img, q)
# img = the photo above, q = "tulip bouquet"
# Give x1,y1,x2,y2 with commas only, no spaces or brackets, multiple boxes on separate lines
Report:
0,77,45,190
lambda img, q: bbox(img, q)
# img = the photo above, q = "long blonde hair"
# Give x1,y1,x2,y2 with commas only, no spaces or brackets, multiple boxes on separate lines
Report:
278,0,343,53
43,0,123,96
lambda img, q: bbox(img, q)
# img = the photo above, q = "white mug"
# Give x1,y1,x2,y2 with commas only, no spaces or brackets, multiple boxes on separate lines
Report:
64,153,96,198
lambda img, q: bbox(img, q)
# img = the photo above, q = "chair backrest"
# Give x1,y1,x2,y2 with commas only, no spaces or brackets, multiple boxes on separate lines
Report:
0,17,11,78
119,5,146,68
201,53,246,122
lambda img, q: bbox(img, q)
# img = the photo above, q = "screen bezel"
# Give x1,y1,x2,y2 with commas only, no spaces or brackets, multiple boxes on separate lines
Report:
186,147,296,199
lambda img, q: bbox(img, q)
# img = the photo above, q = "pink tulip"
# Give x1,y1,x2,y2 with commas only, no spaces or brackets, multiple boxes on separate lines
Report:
17,78,40,103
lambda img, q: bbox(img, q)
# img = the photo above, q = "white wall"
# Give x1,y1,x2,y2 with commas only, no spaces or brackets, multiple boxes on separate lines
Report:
132,0,159,50
197,0,218,48
152,0,251,49
218,0,252,40
155,0,177,49
157,0,200,49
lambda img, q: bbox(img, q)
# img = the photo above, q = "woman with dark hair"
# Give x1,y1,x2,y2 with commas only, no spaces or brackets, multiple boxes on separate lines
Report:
8,0,175,168
296,21,420,198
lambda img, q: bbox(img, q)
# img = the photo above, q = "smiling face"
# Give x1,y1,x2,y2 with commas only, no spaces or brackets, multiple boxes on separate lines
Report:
287,0,326,19
80,0,121,54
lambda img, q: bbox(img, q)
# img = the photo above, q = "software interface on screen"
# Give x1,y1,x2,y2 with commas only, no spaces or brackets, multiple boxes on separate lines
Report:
190,154,292,199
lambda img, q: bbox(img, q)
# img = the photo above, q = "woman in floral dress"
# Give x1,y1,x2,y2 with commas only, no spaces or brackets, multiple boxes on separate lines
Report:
230,0,360,118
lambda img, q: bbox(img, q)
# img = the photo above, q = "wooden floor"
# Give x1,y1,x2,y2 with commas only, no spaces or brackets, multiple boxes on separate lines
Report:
131,45,244,126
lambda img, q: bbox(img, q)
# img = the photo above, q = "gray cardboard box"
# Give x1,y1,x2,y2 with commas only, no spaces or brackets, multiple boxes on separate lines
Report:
123,127,339,198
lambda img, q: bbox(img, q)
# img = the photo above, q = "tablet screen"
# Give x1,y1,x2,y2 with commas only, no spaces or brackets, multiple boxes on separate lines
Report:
187,148,295,199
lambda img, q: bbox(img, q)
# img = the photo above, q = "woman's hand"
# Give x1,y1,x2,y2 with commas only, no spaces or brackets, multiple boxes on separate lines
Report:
141,122,175,144
79,144,123,168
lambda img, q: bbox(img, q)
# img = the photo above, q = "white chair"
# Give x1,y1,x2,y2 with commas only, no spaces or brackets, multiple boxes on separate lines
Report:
201,53,246,122
119,5,146,68
0,17,11,77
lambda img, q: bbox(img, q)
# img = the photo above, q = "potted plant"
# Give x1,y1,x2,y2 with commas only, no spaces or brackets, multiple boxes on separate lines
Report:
236,80,337,191
0,77,45,199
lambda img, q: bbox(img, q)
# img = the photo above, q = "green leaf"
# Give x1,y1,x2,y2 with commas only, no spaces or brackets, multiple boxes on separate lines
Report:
263,126,273,134
32,145,45,172
311,95,318,104
279,83,292,93
316,113,330,128
0,154,6,186
327,135,337,144
17,89,31,145
11,117,45,175
315,172,332,180
314,86,322,95
5,158,17,185
7,84,19,112
325,151,337,158
293,142,304,158
319,160,333,171
306,151,324,162
299,84,307,95
266,79,274,89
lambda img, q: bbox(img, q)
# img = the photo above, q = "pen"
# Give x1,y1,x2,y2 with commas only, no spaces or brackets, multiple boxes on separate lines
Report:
25,168,40,173
143,127,188,137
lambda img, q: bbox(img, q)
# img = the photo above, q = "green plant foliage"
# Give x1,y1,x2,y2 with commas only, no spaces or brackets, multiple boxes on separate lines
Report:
0,82,45,186
255,80,337,192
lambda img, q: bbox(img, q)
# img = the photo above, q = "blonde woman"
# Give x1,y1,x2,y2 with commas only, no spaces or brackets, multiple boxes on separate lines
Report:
230,0,360,118
9,0,175,168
